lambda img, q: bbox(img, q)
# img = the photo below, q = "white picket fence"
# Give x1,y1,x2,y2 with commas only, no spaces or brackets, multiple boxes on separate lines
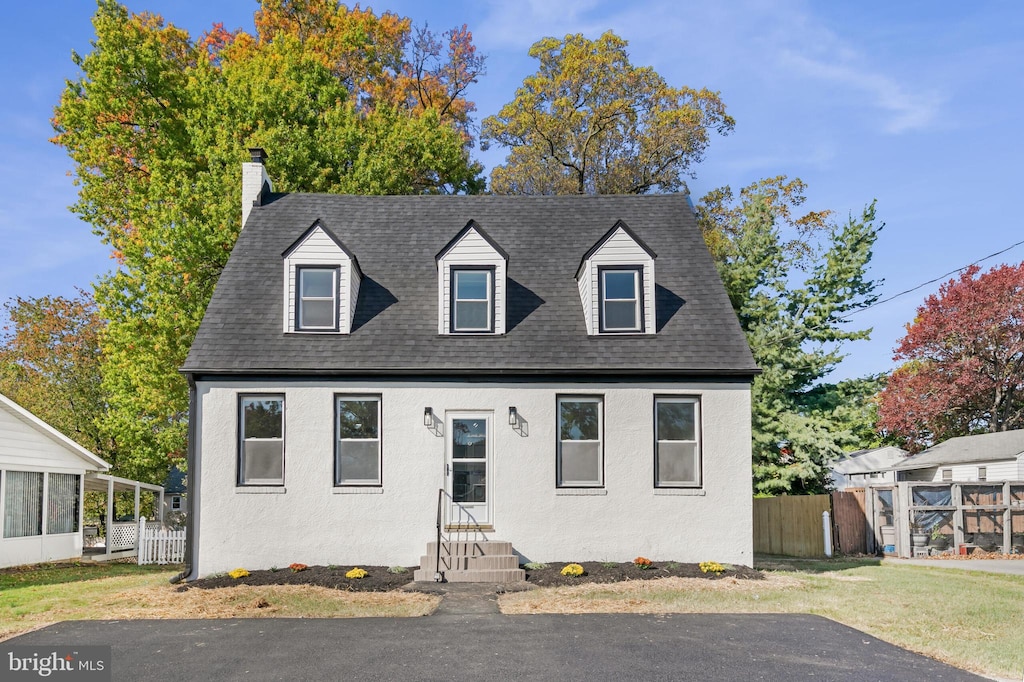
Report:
137,516,186,565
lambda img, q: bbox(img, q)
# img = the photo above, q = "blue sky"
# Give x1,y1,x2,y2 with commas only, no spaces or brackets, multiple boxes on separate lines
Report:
1,1,1022,381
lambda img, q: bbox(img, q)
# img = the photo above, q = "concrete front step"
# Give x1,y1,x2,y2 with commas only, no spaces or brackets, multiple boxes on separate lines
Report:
415,540,525,583
412,567,526,583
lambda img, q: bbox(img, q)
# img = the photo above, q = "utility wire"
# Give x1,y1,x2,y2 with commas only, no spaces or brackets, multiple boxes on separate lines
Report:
837,237,1024,322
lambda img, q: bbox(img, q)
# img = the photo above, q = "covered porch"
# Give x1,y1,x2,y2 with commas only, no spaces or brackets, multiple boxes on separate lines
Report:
82,473,165,561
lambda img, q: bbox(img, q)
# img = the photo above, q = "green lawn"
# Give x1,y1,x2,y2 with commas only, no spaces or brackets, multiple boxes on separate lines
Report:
500,557,1024,679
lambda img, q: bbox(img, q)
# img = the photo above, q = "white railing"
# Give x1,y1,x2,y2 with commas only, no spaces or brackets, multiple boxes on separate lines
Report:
137,517,185,565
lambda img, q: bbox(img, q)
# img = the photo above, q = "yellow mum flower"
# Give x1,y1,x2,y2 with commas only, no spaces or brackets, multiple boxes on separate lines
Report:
346,567,368,579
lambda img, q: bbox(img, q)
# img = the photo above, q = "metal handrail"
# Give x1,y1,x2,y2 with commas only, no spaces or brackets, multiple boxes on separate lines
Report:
434,488,444,582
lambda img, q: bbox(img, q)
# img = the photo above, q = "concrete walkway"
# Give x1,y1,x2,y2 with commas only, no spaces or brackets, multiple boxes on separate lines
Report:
884,558,1024,575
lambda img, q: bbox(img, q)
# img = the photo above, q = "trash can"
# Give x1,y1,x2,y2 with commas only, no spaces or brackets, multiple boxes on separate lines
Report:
881,525,896,556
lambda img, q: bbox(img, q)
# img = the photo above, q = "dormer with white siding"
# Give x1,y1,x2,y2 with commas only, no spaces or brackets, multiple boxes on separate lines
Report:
436,221,508,335
576,220,657,335
282,219,362,334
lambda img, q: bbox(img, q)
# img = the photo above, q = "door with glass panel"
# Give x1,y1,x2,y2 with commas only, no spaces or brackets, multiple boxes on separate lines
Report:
446,413,491,525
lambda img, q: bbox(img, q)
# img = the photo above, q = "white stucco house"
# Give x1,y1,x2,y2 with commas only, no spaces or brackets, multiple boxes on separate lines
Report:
0,393,109,568
891,430,1024,483
177,149,758,582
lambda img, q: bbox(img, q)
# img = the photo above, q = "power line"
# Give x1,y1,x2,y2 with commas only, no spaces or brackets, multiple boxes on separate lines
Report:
838,237,1024,321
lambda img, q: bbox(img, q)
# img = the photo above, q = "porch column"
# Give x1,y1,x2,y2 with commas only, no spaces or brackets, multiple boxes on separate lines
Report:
105,477,114,557
133,485,141,548
158,490,165,522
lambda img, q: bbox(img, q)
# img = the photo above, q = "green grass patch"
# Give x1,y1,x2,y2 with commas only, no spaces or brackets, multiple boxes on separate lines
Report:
0,561,172,590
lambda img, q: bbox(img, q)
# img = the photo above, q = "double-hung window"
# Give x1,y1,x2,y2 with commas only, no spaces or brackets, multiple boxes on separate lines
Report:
655,397,701,487
451,268,493,332
557,396,603,487
336,396,382,486
238,395,285,486
297,266,338,331
600,267,642,332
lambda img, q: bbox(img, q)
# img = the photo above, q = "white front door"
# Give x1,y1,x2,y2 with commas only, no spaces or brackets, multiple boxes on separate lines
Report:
446,412,491,526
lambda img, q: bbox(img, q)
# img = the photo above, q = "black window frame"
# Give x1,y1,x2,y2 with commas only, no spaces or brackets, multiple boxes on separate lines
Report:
449,265,496,334
653,395,703,489
334,394,383,487
295,265,341,332
598,265,644,333
237,394,286,487
555,394,605,488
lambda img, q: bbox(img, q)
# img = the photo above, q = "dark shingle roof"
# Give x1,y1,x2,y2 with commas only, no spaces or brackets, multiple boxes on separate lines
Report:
183,194,757,377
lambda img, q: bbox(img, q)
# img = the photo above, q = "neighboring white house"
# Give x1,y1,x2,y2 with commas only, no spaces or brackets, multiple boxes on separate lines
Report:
178,150,759,581
161,464,187,519
891,430,1024,482
0,393,109,568
830,446,908,489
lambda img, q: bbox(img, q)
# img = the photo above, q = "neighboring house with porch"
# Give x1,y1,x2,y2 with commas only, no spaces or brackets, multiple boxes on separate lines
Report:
830,446,907,490
891,430,1024,483
178,150,758,582
161,464,187,518
0,393,167,568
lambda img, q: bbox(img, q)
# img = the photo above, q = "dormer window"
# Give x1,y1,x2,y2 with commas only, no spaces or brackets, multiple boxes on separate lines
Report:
436,221,508,335
600,267,643,332
297,266,339,331
452,268,494,332
282,219,361,335
576,221,657,335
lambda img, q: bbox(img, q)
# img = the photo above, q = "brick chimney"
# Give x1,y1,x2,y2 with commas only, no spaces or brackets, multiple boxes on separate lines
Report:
241,148,273,227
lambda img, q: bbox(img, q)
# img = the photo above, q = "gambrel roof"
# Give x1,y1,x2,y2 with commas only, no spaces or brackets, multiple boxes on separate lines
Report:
183,194,757,377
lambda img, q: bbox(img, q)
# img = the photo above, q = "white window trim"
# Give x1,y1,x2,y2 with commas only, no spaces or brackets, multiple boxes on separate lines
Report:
977,466,987,482
335,395,382,487
599,267,642,333
170,495,182,511
557,395,604,488
451,268,494,333
941,468,952,482
238,395,285,487
297,266,339,331
655,396,702,488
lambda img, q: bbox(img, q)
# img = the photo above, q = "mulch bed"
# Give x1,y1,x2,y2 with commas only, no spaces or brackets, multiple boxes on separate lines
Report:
181,561,762,592
522,561,763,587
179,565,417,592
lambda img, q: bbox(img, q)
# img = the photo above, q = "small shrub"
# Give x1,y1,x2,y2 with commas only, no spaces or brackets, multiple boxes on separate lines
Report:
633,556,653,570
346,567,368,579
560,563,584,577
699,561,725,574
289,563,308,572
387,565,408,574
269,566,280,573
664,562,680,570
228,568,249,579
601,561,618,569
523,562,548,570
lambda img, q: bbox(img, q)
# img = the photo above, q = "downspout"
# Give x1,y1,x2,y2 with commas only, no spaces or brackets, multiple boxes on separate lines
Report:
170,374,199,584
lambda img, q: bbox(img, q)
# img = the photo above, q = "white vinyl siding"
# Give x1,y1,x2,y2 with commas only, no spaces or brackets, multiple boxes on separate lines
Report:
239,396,285,486
437,228,506,335
557,396,603,487
0,404,100,473
47,473,80,535
3,471,42,538
578,226,655,335
283,226,357,334
902,459,1021,483
655,398,701,487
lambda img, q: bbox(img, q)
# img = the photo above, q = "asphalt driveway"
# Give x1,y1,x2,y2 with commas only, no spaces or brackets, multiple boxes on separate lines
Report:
7,613,983,681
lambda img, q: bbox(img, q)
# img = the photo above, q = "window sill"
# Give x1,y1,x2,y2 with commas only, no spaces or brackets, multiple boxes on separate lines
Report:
235,487,287,494
653,488,705,496
332,487,384,494
556,488,608,496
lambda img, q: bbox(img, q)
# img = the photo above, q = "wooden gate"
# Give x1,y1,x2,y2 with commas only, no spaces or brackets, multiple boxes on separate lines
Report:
752,494,830,557
831,489,867,554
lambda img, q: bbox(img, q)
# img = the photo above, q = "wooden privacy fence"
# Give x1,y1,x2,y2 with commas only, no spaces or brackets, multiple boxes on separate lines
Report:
753,494,831,557
137,517,185,565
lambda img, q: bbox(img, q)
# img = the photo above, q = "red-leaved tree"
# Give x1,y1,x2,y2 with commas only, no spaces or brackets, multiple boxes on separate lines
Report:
878,262,1024,451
